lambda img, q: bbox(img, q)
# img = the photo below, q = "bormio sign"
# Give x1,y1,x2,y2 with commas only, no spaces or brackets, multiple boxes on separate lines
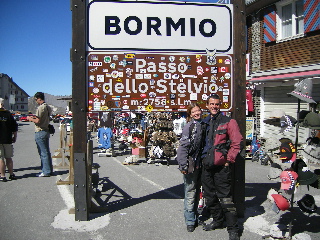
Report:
86,0,234,112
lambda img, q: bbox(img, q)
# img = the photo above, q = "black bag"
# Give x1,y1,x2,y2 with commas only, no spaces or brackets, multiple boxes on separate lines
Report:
46,104,55,135
48,124,55,135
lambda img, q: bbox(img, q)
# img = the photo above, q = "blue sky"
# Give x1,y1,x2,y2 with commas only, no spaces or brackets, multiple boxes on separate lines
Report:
0,0,72,97
0,0,221,97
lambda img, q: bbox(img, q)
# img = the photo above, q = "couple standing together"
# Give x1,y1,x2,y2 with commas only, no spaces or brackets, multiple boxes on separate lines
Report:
177,94,243,240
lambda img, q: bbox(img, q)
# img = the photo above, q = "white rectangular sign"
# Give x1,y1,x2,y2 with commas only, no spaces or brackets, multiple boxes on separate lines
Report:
87,0,233,53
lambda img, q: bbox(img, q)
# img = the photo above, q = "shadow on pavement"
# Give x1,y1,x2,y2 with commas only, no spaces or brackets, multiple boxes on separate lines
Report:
90,176,184,218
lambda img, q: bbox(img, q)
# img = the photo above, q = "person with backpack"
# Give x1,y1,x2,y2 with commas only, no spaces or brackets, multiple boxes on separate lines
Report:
176,103,205,232
201,94,243,240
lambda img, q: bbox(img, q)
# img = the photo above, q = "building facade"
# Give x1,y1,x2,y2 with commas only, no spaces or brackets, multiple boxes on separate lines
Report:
245,0,320,143
0,73,29,113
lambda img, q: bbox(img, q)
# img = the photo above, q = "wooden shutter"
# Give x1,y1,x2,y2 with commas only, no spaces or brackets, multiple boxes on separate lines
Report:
304,0,320,33
263,5,277,43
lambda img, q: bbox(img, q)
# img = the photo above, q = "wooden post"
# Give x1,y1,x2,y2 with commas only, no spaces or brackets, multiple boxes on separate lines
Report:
56,131,74,185
53,124,69,169
231,0,246,218
71,0,88,221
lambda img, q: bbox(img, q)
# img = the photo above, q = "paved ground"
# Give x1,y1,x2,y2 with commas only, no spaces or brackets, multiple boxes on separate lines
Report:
0,122,319,240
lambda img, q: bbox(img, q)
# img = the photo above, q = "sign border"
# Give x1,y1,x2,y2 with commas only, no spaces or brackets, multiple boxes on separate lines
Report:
87,0,233,53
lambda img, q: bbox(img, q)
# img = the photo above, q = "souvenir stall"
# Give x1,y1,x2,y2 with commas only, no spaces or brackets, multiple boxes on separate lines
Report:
145,112,178,165
113,112,147,158
261,79,320,239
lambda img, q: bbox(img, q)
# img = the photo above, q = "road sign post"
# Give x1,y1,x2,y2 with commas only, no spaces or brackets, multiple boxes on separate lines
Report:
71,0,89,221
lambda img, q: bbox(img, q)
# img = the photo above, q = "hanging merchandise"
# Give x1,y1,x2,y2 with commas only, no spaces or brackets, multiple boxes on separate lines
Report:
300,112,320,130
297,169,318,186
288,78,316,104
279,170,298,191
278,137,292,143
271,194,290,214
147,112,178,163
302,136,320,163
291,158,308,172
279,115,297,133
246,89,254,113
291,159,318,186
310,169,320,189
279,141,297,163
173,117,187,137
98,127,113,150
298,110,311,123
297,194,318,214
250,135,260,155
99,112,113,127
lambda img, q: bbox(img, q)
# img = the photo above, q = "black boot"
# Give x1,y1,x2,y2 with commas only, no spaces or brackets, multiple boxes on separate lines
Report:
202,221,223,231
229,231,240,240
225,211,239,234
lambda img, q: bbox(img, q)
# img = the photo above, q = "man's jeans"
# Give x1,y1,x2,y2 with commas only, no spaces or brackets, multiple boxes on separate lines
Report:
35,131,53,175
183,168,201,226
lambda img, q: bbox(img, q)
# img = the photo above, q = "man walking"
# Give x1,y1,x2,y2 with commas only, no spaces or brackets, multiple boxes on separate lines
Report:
0,98,18,182
201,94,243,240
27,92,53,177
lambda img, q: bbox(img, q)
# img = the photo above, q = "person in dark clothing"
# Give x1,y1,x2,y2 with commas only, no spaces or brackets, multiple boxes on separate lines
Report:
201,94,243,240
0,98,18,182
176,103,205,232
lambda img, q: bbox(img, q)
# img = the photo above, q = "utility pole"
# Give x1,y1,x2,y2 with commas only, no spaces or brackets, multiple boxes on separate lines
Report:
231,0,246,217
71,0,88,221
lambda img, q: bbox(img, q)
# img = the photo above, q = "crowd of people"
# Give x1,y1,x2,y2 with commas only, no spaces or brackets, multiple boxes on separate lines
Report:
176,94,243,240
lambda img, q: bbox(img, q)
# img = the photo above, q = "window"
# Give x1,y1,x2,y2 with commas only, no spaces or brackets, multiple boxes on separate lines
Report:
276,0,304,41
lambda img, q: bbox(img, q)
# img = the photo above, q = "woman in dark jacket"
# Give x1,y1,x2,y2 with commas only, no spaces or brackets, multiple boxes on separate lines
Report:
176,103,205,232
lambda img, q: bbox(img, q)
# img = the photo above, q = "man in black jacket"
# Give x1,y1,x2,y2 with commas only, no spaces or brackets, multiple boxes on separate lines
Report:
0,98,18,182
201,94,242,240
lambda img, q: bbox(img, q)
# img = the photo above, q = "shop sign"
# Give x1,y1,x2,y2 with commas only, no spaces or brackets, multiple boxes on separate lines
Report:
87,0,233,53
87,52,233,112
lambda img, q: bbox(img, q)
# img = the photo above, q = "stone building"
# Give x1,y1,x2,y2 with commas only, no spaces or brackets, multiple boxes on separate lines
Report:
0,73,29,113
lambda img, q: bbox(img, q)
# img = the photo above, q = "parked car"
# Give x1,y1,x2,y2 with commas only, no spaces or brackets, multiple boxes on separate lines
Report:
20,114,35,122
20,114,28,122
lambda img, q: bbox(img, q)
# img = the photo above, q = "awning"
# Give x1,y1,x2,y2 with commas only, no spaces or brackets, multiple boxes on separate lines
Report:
249,70,320,82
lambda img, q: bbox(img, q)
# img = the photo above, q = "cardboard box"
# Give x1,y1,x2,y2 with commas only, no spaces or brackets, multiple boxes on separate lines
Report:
139,147,146,158
132,148,139,155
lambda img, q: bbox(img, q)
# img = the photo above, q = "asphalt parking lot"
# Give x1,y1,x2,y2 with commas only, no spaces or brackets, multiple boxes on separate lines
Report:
0,122,319,240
